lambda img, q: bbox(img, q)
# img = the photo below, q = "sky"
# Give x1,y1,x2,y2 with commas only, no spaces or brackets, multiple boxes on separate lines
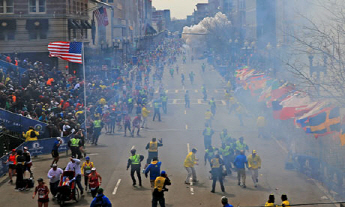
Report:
152,0,208,20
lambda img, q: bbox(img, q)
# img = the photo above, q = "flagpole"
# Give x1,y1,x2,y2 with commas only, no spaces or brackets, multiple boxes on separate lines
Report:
82,42,88,141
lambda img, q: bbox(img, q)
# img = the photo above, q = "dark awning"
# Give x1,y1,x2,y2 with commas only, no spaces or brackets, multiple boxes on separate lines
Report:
68,19,82,29
145,23,157,35
81,20,92,29
26,19,48,30
0,20,16,31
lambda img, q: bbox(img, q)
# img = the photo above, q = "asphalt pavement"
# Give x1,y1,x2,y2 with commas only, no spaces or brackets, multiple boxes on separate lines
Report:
0,58,336,207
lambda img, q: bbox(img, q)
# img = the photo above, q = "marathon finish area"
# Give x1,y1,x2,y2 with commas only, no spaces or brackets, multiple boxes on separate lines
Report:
0,55,336,207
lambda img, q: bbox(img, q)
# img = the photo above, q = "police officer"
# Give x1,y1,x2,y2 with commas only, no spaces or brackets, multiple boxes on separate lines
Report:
152,171,171,207
93,117,103,145
204,146,216,167
127,149,144,186
220,129,230,144
161,93,168,114
235,137,249,155
68,135,82,159
153,100,161,122
203,123,214,149
210,154,225,193
209,97,216,116
145,138,163,169
128,96,134,114
219,143,232,175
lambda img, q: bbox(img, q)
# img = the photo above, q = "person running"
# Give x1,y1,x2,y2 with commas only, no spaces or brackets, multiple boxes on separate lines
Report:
127,149,144,186
141,104,151,128
281,194,290,207
90,188,112,207
144,157,162,188
4,149,16,184
234,150,248,188
201,84,207,101
123,112,132,137
47,164,63,200
81,156,94,192
131,114,142,137
144,138,163,169
152,171,171,207
88,168,102,198
184,90,190,108
32,178,50,207
210,154,225,193
23,146,33,177
265,194,275,207
184,148,198,184
221,196,234,207
65,157,84,195
247,150,261,187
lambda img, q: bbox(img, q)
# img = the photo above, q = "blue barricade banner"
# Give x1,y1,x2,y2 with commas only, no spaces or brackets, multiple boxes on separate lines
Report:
0,108,48,138
0,136,71,176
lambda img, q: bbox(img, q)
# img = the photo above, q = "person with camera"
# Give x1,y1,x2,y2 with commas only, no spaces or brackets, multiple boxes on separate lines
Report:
152,171,171,207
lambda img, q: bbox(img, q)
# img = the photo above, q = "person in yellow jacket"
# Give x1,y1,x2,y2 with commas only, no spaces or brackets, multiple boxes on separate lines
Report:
141,104,150,129
184,148,198,184
22,126,39,142
81,156,94,192
265,194,276,207
247,150,261,187
281,194,290,207
257,115,266,138
205,109,213,127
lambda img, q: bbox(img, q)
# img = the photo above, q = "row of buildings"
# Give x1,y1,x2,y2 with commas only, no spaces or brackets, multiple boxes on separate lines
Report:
186,0,297,50
0,0,171,68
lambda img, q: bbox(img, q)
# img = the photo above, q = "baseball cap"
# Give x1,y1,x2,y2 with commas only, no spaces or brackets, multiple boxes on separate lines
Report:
221,196,228,203
52,164,57,167
161,171,166,175
85,156,90,160
23,147,28,150
12,149,16,152
91,168,96,171
252,150,256,154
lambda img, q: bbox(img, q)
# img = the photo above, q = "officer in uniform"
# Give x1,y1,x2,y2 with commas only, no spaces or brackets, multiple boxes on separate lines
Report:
219,143,232,175
220,129,230,144
127,149,144,186
161,93,168,114
128,96,134,114
203,123,214,149
68,136,82,159
204,146,216,167
153,100,161,122
210,154,225,193
145,138,163,169
235,137,249,155
92,117,103,145
152,171,171,207
209,97,216,116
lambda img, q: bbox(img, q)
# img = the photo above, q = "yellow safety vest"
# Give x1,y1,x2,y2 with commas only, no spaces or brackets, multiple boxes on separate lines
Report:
130,154,140,165
205,127,211,136
71,138,80,147
211,158,220,168
220,146,231,157
149,141,158,152
94,120,102,128
154,176,166,192
236,140,247,151
205,148,215,157
161,96,167,102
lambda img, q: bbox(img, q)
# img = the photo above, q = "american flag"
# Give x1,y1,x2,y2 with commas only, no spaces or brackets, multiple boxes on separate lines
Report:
94,6,109,26
48,41,83,64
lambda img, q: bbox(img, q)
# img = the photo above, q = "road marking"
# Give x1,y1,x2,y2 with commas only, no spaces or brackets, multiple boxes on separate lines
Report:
155,90,158,93
184,110,187,114
165,90,168,93
195,89,198,93
221,100,226,105
185,124,188,130
173,99,177,104
197,99,202,104
175,90,178,93
271,135,288,153
112,179,121,195
87,153,99,156
215,90,218,93
187,143,190,153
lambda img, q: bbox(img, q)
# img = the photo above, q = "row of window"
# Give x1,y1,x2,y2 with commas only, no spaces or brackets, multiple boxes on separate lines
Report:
0,29,88,41
0,0,46,14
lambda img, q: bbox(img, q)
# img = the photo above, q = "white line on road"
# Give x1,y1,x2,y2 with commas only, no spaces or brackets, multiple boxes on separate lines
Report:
221,100,226,106
197,99,202,104
175,90,178,93
195,89,198,93
185,124,188,130
187,143,190,153
112,179,121,195
165,90,168,93
184,110,187,114
87,153,99,156
173,99,177,104
215,90,218,93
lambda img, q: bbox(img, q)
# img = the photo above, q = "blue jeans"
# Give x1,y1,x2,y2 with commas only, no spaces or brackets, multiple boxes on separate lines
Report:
75,174,83,194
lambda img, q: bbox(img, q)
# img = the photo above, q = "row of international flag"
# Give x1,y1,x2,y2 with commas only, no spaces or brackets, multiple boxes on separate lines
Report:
235,67,345,146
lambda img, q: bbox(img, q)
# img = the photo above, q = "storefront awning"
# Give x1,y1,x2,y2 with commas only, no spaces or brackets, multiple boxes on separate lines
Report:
26,19,48,30
68,19,82,29
81,20,92,29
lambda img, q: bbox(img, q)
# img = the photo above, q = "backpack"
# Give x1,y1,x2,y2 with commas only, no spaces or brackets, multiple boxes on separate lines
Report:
94,195,104,207
30,130,36,138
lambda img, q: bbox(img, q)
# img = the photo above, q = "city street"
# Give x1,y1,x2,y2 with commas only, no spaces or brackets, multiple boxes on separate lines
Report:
0,59,335,207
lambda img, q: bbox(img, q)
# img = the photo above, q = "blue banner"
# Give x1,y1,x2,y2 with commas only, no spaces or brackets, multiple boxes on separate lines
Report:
0,136,71,177
0,108,48,138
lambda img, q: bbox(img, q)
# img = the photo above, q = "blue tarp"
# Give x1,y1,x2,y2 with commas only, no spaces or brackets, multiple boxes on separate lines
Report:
0,136,71,176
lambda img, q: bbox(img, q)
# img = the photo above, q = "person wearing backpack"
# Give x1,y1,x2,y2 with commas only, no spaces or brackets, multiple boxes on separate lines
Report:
23,126,39,142
90,188,112,207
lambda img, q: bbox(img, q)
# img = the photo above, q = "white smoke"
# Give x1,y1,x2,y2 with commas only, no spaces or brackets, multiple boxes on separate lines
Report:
182,12,231,50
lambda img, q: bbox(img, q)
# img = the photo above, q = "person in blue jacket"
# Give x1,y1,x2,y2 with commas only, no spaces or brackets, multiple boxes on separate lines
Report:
144,157,162,188
234,150,248,188
90,188,112,207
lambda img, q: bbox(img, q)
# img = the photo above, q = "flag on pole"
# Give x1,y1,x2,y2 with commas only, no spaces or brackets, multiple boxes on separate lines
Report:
48,41,83,64
93,6,109,26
